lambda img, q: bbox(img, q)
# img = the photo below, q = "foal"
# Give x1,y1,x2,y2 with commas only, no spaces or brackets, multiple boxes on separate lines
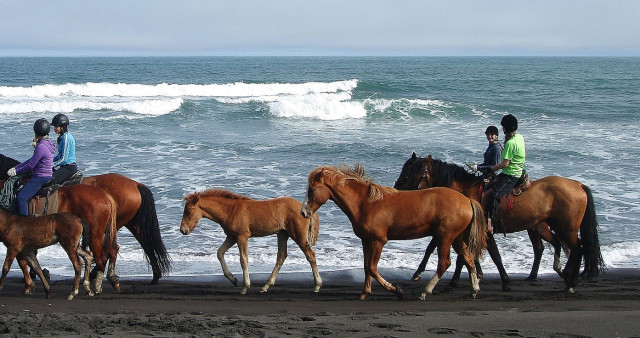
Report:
0,210,93,300
180,189,321,294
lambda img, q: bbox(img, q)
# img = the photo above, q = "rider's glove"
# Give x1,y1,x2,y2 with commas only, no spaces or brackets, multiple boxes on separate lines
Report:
7,167,17,177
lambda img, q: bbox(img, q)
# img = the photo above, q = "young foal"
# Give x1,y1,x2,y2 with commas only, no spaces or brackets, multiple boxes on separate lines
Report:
0,210,93,300
180,189,321,294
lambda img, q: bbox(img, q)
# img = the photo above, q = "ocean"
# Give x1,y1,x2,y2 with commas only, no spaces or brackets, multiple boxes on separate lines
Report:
1,56,639,281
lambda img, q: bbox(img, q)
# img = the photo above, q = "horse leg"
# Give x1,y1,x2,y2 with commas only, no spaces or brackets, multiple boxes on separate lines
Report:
0,249,19,293
261,231,288,293
412,239,437,281
563,246,583,293
449,254,464,287
77,246,94,297
24,252,51,299
366,239,402,299
16,253,35,295
237,236,250,295
360,239,373,300
485,232,511,291
217,236,238,286
297,238,322,293
452,238,480,298
419,241,451,300
106,242,120,292
65,244,84,301
524,230,544,281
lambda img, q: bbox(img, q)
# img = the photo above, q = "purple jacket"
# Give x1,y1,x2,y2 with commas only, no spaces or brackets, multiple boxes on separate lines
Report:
15,138,55,178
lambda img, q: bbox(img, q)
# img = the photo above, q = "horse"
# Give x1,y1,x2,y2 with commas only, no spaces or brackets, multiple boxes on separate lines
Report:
1,154,119,293
300,164,486,300
82,173,171,284
180,189,322,294
0,210,94,300
2,153,170,285
394,153,604,293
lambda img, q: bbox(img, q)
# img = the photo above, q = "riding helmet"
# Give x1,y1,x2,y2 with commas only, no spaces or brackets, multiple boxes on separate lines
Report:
485,125,499,136
33,118,51,136
500,114,518,133
51,113,70,127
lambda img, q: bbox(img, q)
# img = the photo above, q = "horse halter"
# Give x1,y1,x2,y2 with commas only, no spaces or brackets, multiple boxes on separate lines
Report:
417,166,432,189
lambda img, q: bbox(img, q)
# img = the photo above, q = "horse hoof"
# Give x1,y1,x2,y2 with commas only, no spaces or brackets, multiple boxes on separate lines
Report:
411,275,421,281
313,285,321,293
149,277,160,285
67,294,74,301
418,293,427,301
359,292,370,300
566,287,575,294
240,288,248,295
233,278,239,287
523,276,537,282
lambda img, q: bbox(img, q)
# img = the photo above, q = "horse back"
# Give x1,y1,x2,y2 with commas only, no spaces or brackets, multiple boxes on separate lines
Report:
83,173,142,226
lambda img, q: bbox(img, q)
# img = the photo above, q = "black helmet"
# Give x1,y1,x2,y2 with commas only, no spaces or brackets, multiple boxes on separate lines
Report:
51,113,69,127
485,125,499,136
500,114,518,133
33,118,51,136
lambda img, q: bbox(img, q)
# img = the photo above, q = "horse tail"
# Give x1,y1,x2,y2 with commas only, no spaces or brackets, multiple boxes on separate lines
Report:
579,185,605,280
81,218,91,250
130,184,171,276
467,199,487,259
103,194,118,252
307,212,320,247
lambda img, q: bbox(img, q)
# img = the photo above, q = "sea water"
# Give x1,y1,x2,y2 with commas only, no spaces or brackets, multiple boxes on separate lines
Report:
1,56,638,280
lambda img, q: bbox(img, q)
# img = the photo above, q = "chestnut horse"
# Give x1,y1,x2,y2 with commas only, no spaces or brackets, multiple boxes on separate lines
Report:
0,210,94,300
83,173,171,284
300,164,486,300
394,154,604,293
0,154,119,293
180,189,321,294
2,154,170,285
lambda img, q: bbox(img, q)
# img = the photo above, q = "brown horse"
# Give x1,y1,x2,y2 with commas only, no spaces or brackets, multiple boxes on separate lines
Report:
0,155,119,293
300,164,486,300
0,210,94,300
2,154,169,285
83,173,171,284
180,189,322,294
394,153,604,293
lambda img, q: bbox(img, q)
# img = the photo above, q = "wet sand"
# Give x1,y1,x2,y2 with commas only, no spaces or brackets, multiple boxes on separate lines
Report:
1,268,639,337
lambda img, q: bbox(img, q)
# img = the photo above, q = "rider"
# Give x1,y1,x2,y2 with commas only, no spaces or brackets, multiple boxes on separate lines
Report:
5,119,56,216
486,114,526,233
51,113,77,184
467,125,503,173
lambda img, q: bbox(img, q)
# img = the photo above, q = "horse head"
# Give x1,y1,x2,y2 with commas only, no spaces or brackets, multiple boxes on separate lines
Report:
180,193,202,235
394,153,432,190
301,167,332,218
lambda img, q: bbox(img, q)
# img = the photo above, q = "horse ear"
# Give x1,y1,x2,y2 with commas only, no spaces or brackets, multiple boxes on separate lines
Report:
411,152,417,159
427,154,432,161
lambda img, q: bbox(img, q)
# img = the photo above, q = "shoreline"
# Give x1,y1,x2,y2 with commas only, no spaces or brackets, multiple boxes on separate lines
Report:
1,268,640,336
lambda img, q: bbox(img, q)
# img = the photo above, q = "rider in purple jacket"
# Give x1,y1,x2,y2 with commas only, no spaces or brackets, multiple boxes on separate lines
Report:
6,119,55,216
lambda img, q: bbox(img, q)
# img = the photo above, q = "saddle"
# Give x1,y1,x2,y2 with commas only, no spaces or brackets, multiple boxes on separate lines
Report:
480,172,531,233
2,170,83,216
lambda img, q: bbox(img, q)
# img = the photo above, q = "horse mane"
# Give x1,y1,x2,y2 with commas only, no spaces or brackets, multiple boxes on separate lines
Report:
311,164,397,203
0,154,20,181
428,157,482,187
184,189,252,204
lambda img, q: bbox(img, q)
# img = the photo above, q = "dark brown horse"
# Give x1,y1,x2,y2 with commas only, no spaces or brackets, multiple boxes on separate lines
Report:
180,189,321,294
394,153,604,293
83,173,171,284
301,164,486,300
0,209,94,300
1,155,119,293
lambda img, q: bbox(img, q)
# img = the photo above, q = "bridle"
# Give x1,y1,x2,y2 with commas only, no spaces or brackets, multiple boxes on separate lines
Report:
417,165,432,190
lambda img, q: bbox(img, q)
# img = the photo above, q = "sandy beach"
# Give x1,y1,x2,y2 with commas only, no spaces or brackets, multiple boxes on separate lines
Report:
1,268,639,337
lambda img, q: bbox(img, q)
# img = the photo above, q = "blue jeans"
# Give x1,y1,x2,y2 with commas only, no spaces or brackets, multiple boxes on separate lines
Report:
16,176,51,216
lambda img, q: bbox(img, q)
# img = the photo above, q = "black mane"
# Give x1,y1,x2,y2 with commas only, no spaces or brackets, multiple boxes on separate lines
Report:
428,158,482,188
0,154,20,181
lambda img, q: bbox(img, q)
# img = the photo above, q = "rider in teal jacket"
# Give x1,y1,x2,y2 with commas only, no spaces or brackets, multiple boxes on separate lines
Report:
51,113,77,184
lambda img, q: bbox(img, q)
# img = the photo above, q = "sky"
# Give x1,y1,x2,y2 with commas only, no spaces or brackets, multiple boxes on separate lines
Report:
1,0,639,57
